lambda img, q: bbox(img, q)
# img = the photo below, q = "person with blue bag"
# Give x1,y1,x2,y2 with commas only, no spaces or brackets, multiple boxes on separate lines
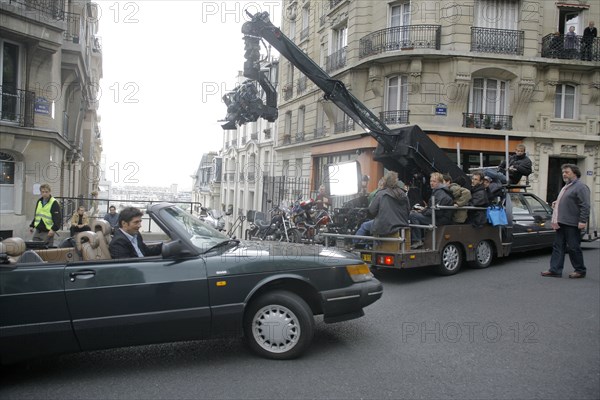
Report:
541,164,590,279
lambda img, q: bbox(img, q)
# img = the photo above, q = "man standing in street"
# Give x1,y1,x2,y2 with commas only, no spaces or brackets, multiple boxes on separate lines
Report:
541,164,590,279
29,184,62,246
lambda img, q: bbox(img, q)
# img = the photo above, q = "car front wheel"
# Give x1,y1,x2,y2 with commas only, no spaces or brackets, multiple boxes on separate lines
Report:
244,291,314,360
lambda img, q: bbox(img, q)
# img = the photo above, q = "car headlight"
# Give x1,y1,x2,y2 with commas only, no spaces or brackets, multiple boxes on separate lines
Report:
345,263,373,282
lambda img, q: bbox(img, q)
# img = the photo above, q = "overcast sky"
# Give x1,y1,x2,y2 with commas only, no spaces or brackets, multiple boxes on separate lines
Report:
97,1,282,191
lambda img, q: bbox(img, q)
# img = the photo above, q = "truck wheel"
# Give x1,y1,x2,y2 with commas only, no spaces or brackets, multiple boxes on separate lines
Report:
469,240,493,269
436,243,463,275
244,291,314,360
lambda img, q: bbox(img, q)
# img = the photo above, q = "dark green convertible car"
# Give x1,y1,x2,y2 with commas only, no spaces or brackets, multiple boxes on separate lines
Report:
0,203,383,364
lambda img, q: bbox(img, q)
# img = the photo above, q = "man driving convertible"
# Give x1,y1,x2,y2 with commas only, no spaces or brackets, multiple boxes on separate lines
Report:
109,207,162,259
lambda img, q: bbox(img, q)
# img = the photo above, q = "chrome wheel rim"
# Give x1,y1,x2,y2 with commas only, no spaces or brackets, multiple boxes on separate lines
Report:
476,241,492,266
252,305,300,353
442,245,460,271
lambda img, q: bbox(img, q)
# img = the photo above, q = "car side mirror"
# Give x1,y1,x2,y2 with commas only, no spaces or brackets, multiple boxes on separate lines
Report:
162,240,194,259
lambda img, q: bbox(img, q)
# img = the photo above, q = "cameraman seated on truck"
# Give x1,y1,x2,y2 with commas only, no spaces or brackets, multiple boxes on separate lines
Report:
409,172,454,249
484,144,532,185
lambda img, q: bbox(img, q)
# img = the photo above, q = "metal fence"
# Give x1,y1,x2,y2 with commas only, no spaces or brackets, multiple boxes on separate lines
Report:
55,196,202,233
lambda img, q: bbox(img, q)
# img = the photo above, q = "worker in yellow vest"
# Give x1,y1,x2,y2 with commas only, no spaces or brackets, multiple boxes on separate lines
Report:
29,184,62,246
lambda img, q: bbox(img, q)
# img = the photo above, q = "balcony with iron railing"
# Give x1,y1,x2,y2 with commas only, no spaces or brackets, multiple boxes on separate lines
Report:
63,11,81,43
0,86,35,127
325,46,347,72
295,131,305,142
471,27,524,55
250,132,258,141
5,0,65,20
541,33,600,61
359,25,441,58
283,83,293,100
334,119,355,134
462,113,513,130
297,76,307,94
380,110,410,126
314,126,327,138
92,35,102,53
283,134,292,145
300,26,309,41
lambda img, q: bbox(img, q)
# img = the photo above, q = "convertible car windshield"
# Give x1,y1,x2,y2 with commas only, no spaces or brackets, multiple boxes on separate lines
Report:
159,206,229,251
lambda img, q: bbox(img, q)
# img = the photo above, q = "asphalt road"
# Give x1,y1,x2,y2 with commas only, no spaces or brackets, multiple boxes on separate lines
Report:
1,242,599,400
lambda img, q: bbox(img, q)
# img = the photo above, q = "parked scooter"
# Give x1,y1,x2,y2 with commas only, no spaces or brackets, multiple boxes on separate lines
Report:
246,202,301,242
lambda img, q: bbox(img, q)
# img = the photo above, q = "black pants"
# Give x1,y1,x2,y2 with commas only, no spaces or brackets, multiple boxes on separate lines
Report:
549,224,586,275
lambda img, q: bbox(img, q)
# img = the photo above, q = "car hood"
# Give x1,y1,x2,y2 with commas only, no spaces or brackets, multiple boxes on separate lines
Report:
218,241,361,265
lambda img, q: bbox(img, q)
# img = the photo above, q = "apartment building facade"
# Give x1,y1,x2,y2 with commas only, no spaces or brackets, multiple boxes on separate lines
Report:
1,0,103,239
191,151,221,215
276,0,599,224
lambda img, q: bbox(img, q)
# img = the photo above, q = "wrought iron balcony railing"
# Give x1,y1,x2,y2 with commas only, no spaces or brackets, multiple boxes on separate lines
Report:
314,126,327,138
1,86,35,127
295,132,305,142
541,33,599,61
471,27,524,55
92,36,102,53
297,76,307,94
283,83,293,100
6,0,65,20
380,110,410,125
300,27,309,41
283,134,292,145
63,11,81,43
320,15,326,27
334,119,355,134
462,113,513,130
250,132,258,140
359,25,441,58
325,46,347,72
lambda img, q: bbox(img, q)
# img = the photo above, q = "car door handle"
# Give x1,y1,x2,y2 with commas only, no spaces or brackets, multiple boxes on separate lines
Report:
69,270,96,282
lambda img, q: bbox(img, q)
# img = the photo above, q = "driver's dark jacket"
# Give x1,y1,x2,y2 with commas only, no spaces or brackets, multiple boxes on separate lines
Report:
422,185,454,225
109,229,162,259
369,187,410,235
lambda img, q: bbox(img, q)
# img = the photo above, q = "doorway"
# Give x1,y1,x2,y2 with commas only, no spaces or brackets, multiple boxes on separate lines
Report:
547,157,579,204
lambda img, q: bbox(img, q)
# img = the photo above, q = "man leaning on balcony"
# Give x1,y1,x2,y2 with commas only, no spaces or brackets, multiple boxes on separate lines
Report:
582,21,597,61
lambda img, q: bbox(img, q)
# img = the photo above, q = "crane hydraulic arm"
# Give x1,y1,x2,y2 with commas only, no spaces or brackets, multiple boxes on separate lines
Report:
240,11,468,187
241,11,394,149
